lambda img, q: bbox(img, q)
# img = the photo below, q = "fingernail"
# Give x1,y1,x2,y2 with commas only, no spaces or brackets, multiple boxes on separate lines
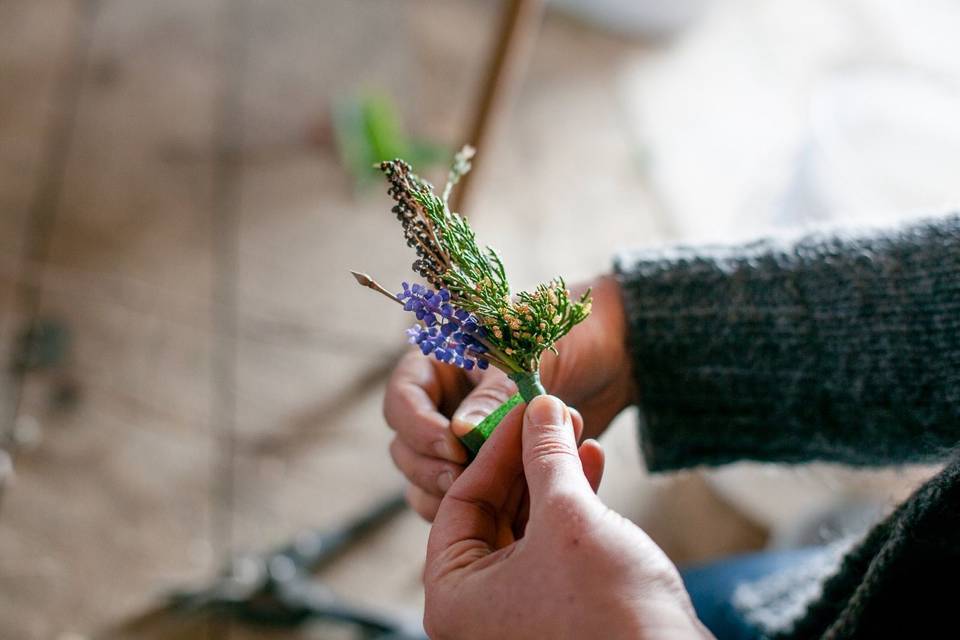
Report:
457,411,486,427
437,471,454,493
450,411,485,438
434,439,458,461
525,395,566,427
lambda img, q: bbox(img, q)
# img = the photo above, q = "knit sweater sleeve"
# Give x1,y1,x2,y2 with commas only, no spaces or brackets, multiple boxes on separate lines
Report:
613,214,960,471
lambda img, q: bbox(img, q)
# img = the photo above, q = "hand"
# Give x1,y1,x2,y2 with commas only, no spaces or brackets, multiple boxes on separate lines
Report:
424,396,709,640
384,275,635,520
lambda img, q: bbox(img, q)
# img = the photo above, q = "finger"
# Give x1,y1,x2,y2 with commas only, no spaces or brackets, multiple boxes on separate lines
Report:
383,352,467,463
570,407,584,443
516,409,586,536
522,395,593,506
406,483,442,522
503,475,528,541
493,476,527,547
578,439,605,494
450,369,517,438
389,437,462,497
428,403,525,555
511,488,530,540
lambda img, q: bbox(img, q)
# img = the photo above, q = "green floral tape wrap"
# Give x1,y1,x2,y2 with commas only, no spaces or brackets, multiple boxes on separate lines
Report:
459,371,546,459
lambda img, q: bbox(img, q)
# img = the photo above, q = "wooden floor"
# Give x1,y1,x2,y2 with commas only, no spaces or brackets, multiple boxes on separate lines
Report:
0,2,775,638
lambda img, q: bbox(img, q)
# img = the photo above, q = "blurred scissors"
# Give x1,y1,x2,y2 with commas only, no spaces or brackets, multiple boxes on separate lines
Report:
167,491,425,639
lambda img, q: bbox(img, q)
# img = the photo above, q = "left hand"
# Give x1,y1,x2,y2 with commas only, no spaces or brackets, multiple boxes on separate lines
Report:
423,395,710,640
384,275,635,521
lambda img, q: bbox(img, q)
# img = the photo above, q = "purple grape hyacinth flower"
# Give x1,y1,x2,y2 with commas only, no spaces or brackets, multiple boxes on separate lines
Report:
398,282,489,371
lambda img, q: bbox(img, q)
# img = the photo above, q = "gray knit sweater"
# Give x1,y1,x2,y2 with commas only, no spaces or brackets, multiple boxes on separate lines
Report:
614,214,960,638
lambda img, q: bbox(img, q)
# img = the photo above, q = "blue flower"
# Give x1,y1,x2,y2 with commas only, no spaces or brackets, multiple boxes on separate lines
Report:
398,281,490,371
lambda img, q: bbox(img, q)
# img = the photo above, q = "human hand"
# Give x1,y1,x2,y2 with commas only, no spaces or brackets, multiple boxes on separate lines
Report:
384,275,635,520
423,395,709,640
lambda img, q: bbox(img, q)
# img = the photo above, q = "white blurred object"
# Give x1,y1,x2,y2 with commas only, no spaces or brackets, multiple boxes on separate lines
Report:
619,0,960,244
778,66,960,227
551,0,710,39
12,414,43,451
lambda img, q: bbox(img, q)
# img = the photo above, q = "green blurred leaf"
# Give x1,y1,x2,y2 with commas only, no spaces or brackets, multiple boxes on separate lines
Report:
332,92,447,189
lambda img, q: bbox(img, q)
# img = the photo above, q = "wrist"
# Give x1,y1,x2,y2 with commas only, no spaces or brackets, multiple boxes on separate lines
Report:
634,603,713,640
604,594,711,640
591,273,637,414
542,274,637,440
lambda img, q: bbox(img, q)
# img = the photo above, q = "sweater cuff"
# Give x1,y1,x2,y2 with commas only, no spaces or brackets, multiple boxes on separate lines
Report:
612,244,818,472
613,248,701,472
613,214,960,471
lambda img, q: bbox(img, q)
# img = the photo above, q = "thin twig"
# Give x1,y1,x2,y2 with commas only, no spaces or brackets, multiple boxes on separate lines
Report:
350,271,403,304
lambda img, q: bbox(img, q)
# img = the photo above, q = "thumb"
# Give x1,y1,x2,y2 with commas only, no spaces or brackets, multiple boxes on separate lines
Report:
522,395,593,505
450,370,517,438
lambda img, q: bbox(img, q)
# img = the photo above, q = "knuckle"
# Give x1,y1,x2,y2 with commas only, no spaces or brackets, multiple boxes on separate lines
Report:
388,437,405,467
393,438,457,496
382,353,425,429
413,500,437,522
544,489,587,518
407,487,439,522
382,386,402,431
412,466,436,494
382,363,410,423
541,492,594,537
418,463,455,496
525,434,577,466
389,417,425,452
391,440,427,486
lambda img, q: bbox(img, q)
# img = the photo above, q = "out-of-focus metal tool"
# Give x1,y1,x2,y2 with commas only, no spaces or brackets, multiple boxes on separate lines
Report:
167,491,424,639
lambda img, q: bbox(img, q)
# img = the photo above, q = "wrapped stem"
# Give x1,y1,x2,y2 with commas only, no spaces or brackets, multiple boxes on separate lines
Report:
458,370,546,459
510,370,546,402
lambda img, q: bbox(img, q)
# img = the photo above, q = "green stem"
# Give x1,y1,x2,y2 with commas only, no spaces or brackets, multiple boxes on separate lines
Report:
510,370,545,402
458,370,545,459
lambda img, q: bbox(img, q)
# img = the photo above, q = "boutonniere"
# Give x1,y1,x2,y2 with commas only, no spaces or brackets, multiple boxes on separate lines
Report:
352,147,591,455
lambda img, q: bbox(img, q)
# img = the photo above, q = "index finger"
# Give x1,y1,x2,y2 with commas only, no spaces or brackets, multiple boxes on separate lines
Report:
383,352,467,463
427,403,525,558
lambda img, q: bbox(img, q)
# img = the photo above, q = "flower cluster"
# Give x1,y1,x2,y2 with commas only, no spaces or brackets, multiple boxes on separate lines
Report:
469,277,592,371
355,147,592,377
398,282,489,371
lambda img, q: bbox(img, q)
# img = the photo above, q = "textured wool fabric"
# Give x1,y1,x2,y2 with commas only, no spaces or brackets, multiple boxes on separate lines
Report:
614,214,960,637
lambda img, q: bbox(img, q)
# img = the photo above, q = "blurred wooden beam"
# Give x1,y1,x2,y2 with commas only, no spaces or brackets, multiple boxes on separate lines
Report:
449,0,546,213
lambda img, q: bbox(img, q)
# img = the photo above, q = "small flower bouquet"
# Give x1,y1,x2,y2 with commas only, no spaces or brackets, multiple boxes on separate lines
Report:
353,147,591,456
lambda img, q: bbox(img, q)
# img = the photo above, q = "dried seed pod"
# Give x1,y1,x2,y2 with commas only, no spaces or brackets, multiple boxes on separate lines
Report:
380,159,448,277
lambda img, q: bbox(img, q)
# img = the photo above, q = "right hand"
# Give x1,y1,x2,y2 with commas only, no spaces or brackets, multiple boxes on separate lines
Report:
383,275,636,521
423,395,709,639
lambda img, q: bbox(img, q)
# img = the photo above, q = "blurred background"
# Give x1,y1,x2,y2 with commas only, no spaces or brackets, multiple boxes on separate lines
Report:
1,0,959,638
